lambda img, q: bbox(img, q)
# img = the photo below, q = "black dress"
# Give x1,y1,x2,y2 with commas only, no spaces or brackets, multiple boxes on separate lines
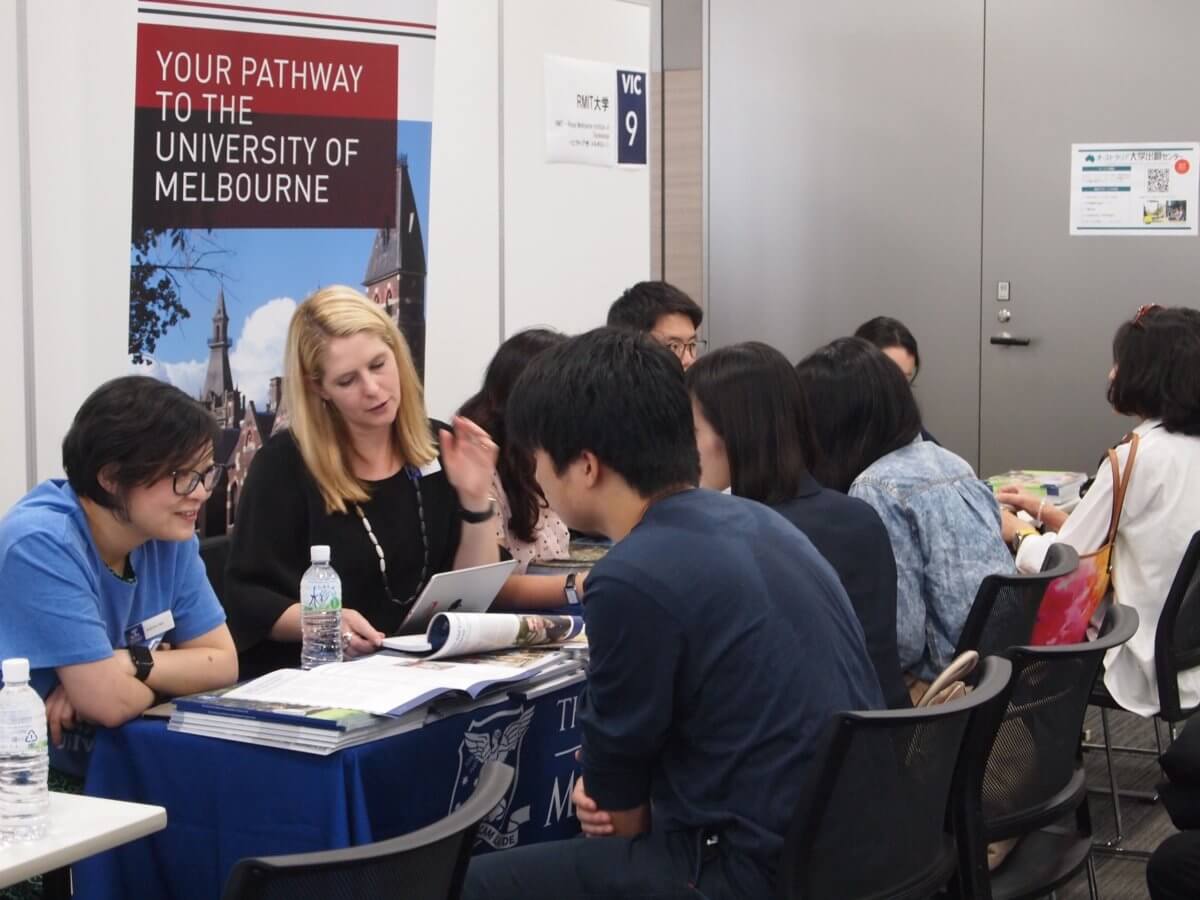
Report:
224,426,462,678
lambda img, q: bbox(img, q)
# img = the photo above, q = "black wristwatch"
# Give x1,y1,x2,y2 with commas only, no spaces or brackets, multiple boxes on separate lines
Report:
129,644,155,682
460,499,497,524
564,572,581,606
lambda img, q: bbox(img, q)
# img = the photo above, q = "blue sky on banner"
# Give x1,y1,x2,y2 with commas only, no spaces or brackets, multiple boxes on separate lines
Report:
136,120,430,406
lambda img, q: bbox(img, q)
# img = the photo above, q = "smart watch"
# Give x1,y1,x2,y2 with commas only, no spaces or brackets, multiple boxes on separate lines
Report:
129,644,154,682
564,572,581,606
460,499,497,524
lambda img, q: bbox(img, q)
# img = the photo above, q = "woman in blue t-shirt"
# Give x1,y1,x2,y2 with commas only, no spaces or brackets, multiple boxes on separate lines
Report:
0,376,238,779
686,342,910,708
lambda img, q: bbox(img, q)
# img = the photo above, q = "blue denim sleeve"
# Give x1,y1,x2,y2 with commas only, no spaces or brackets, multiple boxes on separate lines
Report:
849,481,926,675
914,478,1013,677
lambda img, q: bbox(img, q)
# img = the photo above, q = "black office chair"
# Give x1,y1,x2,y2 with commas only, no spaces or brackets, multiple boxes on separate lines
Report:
1087,529,1200,852
199,534,231,605
1155,531,1200,725
951,604,1139,900
220,762,513,900
955,543,1080,660
776,656,1013,900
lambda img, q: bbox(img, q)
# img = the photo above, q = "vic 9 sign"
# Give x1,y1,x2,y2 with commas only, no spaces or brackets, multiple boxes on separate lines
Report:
616,68,646,165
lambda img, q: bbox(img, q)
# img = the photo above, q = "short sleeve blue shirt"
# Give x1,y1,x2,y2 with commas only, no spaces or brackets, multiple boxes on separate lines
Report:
0,480,226,775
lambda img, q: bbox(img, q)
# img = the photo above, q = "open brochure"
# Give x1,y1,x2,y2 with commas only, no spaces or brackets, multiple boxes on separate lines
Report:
222,648,579,718
381,612,585,659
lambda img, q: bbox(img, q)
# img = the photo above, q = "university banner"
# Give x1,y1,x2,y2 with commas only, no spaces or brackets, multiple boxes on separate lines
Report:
128,0,436,537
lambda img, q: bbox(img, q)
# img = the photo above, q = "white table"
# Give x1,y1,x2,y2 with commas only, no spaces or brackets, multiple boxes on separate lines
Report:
0,792,166,894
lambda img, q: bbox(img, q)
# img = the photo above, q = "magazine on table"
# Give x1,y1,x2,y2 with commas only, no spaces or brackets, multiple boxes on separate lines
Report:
986,469,1088,505
167,690,510,755
380,612,585,659
173,685,385,731
168,709,426,755
221,647,580,718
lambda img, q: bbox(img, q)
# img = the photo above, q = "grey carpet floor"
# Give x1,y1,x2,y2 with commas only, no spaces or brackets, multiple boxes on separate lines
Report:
1055,707,1176,900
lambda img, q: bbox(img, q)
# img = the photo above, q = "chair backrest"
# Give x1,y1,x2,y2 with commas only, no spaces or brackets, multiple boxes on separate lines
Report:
199,534,231,605
1155,530,1200,721
777,657,1013,900
951,605,1139,896
221,762,514,900
955,543,1079,659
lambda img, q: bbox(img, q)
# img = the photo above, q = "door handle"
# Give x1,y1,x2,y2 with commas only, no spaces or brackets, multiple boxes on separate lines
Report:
989,334,1031,347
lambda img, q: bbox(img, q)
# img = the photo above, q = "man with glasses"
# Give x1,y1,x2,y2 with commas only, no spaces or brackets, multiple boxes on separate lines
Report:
0,376,237,782
606,280,706,370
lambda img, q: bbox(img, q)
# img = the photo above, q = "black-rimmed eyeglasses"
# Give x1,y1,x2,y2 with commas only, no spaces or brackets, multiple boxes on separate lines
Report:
171,464,226,496
664,338,708,360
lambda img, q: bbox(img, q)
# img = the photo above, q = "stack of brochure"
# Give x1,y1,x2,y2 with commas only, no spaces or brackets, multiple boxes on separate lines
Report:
168,689,428,755
167,616,587,754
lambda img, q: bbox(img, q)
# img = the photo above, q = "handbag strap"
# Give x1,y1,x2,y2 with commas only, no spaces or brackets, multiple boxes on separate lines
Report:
1104,431,1140,546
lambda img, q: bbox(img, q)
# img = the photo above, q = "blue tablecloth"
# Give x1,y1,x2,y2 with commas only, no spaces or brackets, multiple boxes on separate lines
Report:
76,680,585,900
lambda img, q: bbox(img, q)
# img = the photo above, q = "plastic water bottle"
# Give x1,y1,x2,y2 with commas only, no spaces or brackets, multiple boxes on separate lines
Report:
0,658,49,843
300,545,343,669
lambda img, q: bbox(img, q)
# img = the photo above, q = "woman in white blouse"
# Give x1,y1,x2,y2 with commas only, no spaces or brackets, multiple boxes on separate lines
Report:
999,305,1200,716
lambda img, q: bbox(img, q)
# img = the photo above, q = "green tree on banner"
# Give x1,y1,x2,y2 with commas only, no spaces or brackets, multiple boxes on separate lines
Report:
129,228,225,364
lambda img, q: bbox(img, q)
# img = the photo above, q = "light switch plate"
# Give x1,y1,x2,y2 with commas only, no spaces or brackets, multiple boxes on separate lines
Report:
997,281,1011,301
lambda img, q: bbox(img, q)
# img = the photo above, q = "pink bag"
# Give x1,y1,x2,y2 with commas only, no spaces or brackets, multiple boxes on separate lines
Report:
1031,434,1139,646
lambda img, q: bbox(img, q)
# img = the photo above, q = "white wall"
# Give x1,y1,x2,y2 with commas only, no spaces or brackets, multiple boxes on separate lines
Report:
0,2,29,510
501,0,651,337
24,1,136,483
423,0,651,419
423,0,503,421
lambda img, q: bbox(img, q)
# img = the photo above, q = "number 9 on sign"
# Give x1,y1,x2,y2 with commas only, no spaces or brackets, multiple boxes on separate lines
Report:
616,68,647,165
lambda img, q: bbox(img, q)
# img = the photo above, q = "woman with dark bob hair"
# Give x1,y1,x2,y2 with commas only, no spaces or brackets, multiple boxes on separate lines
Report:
459,328,585,608
795,338,1013,698
0,376,238,782
687,343,909,707
999,305,1200,716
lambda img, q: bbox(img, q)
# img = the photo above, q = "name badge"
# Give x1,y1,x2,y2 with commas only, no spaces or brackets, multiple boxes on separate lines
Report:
418,459,442,478
125,610,175,647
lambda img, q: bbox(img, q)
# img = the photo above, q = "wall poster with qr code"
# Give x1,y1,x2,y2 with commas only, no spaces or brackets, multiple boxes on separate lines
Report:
1070,142,1199,236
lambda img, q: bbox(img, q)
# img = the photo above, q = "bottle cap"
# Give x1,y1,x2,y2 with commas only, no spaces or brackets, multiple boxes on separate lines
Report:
310,545,331,564
2,658,30,684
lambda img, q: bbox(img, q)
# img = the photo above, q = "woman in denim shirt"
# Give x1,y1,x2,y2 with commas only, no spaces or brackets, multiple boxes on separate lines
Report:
796,338,1014,695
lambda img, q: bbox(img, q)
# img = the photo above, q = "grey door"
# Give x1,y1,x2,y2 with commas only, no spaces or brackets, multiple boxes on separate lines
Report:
979,1,1200,475
706,0,986,462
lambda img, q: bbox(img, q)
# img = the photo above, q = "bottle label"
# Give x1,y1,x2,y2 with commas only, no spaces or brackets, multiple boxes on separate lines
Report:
0,711,47,754
301,583,342,614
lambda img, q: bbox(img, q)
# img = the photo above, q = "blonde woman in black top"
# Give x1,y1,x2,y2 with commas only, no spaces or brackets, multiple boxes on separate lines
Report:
226,286,499,677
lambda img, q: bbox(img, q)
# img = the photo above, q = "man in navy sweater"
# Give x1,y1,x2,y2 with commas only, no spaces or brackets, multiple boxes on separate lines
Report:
463,329,882,899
